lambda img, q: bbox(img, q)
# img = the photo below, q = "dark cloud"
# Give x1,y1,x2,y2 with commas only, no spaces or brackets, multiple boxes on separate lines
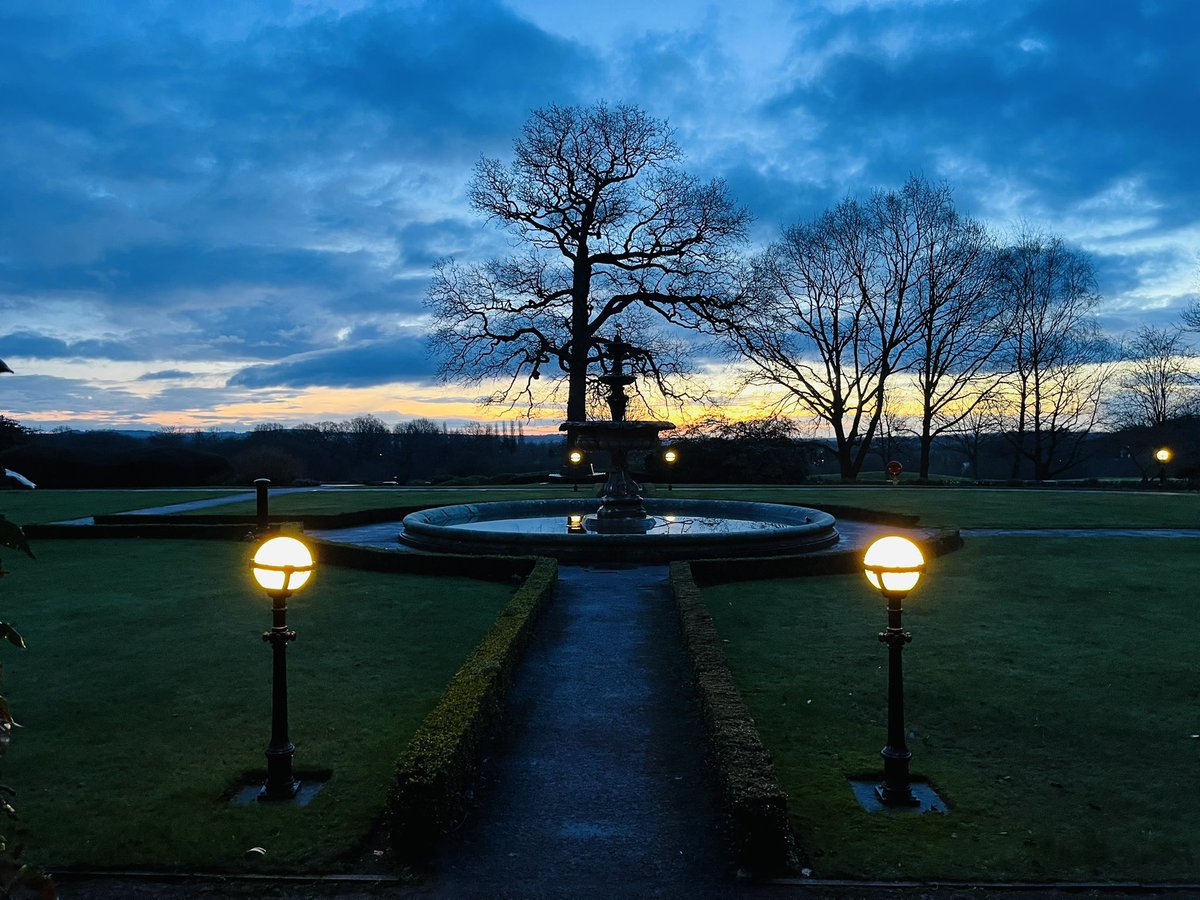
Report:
762,1,1200,218
137,369,196,381
0,331,146,361
226,332,432,389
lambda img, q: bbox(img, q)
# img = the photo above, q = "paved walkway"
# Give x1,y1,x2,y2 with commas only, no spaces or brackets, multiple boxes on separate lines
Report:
420,564,734,899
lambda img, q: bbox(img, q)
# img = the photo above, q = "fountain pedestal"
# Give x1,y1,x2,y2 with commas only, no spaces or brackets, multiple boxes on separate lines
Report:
560,419,674,533
560,336,674,533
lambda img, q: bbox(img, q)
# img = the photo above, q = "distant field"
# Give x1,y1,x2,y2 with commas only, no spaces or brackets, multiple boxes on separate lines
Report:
2,539,513,871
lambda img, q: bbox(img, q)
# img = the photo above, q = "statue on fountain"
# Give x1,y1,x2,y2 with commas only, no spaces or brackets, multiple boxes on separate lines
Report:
559,329,675,533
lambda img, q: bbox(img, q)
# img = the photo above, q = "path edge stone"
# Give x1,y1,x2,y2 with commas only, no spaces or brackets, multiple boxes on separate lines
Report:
669,559,802,878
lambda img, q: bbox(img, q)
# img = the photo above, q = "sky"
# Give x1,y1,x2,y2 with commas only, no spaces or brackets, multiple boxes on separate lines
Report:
2,0,1197,432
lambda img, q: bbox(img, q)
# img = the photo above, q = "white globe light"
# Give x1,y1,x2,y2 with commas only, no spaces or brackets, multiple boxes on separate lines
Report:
251,536,315,594
863,536,924,595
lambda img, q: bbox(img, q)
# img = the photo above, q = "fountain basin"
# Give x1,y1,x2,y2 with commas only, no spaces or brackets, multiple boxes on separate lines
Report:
399,498,838,563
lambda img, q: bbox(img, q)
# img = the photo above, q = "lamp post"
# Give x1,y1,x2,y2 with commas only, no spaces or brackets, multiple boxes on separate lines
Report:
862,535,925,807
249,535,315,801
568,448,585,492
1155,447,1172,487
662,448,678,491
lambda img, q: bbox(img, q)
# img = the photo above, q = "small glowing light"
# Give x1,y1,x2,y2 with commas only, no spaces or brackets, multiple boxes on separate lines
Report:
251,536,315,594
1156,448,1172,464
664,514,676,523
568,449,584,465
663,448,678,464
863,536,924,596
566,514,586,533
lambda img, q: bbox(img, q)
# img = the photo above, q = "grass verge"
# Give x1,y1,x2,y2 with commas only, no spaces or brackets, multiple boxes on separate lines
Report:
702,536,1199,881
1,539,519,872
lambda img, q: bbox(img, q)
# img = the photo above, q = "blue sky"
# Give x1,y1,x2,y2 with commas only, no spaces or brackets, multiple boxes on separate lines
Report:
2,0,1197,431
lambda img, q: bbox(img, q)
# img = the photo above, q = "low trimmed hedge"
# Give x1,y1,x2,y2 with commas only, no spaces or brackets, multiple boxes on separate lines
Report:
386,556,558,863
670,560,800,877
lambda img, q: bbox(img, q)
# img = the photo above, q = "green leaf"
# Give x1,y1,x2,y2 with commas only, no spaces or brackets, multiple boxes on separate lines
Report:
0,516,33,560
0,624,24,651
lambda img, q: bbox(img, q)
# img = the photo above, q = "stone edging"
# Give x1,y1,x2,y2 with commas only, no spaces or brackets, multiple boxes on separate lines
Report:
669,559,801,877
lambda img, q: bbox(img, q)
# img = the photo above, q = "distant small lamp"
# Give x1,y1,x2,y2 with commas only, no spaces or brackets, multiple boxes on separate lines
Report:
567,448,585,492
663,447,679,491
566,513,586,534
250,535,316,801
863,535,926,807
1155,447,1172,487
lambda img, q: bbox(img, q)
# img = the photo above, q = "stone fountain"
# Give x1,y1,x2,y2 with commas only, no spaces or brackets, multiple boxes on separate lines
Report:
559,332,673,533
397,335,842,562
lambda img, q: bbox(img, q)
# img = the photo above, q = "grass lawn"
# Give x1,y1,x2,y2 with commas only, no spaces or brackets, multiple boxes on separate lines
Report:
0,539,515,872
0,489,243,525
669,485,1199,529
211,485,571,517
703,536,1199,881
178,482,1198,530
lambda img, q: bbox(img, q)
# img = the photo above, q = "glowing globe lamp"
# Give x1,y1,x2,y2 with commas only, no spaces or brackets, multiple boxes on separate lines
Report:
251,535,315,596
863,536,924,597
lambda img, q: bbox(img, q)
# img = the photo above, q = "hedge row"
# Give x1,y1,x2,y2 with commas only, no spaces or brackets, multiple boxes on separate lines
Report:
669,559,800,876
386,556,558,863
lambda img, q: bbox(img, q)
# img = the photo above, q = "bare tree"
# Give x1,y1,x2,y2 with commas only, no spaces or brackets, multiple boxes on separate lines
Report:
427,102,749,422
722,183,929,480
1111,324,1197,430
995,232,1113,481
938,390,1005,479
901,178,1007,479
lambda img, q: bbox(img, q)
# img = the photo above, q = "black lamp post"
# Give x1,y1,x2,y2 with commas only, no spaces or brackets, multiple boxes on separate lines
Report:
1155,447,1172,488
662,447,678,491
862,535,926,807
568,448,585,492
249,535,316,802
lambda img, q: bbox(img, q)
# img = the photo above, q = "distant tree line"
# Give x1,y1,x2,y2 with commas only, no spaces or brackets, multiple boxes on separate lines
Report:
0,416,565,488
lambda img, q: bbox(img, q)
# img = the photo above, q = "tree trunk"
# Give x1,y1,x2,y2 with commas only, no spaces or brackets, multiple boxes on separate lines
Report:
565,255,592,422
918,410,934,480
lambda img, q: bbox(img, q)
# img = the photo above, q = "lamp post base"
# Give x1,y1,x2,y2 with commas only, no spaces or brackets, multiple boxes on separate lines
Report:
257,779,300,802
259,742,299,801
875,782,921,807
849,778,948,814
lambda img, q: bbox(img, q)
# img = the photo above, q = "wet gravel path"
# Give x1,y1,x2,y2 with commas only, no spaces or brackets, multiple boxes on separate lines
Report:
422,564,733,899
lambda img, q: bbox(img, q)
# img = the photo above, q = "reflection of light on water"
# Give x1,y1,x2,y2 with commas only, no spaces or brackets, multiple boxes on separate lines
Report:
454,514,794,535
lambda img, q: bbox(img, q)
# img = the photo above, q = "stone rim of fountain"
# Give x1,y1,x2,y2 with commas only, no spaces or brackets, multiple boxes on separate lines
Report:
398,497,839,563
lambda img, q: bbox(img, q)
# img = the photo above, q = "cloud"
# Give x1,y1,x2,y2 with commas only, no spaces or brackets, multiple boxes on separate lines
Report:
137,369,196,381
0,330,147,361
226,331,433,389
